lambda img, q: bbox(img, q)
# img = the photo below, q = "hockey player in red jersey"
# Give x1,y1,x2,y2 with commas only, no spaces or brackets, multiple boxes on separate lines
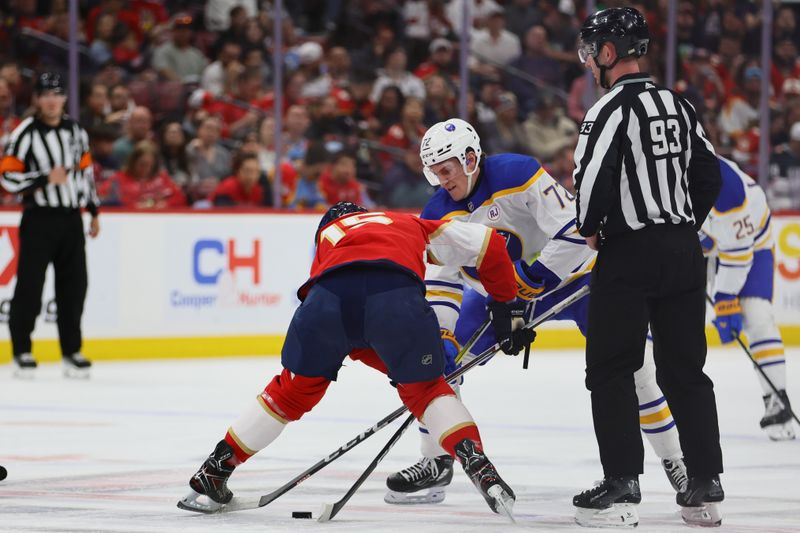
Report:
178,202,535,517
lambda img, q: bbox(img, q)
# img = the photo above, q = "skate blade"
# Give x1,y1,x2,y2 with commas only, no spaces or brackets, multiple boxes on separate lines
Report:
764,423,796,441
177,490,260,514
177,489,224,514
384,488,446,505
681,502,722,527
575,503,639,528
12,367,36,379
63,365,90,379
487,484,515,523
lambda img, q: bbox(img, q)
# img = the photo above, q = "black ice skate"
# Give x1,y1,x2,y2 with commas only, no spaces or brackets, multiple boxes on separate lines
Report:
661,456,688,492
178,440,238,513
573,476,641,528
676,475,724,527
63,353,91,379
454,439,515,521
384,455,453,504
12,353,37,379
760,391,796,441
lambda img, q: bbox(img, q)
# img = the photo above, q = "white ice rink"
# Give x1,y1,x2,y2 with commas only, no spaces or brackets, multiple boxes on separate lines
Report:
1,349,798,532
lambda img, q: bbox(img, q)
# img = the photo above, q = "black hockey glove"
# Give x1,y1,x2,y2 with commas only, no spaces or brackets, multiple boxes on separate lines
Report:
487,299,537,356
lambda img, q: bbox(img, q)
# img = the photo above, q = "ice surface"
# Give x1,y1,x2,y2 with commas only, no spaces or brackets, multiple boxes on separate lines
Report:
1,349,798,532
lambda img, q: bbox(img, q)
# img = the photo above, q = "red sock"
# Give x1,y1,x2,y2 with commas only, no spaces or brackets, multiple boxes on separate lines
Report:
224,431,250,465
440,423,482,458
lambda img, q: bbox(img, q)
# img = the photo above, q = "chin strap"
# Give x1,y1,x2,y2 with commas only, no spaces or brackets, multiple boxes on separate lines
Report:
463,162,479,196
593,54,624,90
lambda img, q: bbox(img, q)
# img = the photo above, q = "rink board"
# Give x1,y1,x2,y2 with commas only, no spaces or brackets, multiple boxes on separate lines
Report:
2,209,800,362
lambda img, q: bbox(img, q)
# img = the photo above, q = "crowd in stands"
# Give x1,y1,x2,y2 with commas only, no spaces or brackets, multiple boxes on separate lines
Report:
0,0,799,210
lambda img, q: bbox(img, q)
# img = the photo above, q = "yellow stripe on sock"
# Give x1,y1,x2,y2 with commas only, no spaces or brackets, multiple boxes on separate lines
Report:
752,348,785,360
426,290,463,303
227,427,258,456
437,422,475,447
640,407,672,425
256,394,289,424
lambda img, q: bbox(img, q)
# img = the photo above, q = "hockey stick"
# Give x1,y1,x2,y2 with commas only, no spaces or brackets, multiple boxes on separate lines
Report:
316,321,492,523
317,413,417,522
253,320,490,511
705,294,800,425
316,285,591,522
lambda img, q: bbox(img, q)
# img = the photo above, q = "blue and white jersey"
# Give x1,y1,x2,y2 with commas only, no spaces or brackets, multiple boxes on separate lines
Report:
421,153,594,332
701,156,772,297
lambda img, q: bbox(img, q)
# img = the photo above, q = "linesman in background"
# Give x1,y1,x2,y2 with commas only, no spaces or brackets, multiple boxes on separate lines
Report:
0,72,100,379
570,8,724,528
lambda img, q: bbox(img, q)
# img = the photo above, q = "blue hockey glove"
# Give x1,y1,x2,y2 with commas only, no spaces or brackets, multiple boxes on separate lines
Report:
712,293,742,344
440,328,463,384
514,260,545,301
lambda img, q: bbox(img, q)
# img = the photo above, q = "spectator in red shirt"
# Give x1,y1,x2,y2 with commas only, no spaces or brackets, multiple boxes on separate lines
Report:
379,97,426,171
211,152,267,207
100,141,186,208
414,38,457,84
319,150,373,207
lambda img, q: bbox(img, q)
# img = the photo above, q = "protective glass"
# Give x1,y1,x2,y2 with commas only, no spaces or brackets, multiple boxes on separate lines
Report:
577,39,597,64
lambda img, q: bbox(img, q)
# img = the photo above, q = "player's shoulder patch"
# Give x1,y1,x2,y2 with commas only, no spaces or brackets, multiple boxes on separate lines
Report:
714,158,747,213
483,153,543,192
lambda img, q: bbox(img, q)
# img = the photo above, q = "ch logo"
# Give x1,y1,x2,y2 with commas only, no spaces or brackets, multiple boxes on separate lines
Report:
580,121,594,134
421,354,433,365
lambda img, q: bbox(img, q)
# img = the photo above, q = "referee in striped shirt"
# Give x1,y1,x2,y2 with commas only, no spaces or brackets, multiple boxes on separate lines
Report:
570,8,725,528
0,72,99,379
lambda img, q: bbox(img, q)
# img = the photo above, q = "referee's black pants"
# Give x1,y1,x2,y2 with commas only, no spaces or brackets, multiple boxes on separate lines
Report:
9,209,87,357
585,223,723,478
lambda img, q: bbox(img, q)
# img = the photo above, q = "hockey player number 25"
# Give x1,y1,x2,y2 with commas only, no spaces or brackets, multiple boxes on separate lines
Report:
320,212,394,246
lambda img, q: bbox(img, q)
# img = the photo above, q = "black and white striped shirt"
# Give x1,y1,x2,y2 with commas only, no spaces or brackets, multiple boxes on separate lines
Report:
573,73,720,239
0,115,99,215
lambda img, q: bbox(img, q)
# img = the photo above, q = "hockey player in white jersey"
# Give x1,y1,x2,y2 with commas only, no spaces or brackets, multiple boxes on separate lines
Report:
384,118,688,505
701,156,795,440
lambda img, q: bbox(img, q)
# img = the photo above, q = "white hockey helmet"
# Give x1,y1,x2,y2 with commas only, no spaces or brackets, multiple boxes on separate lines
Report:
420,118,482,186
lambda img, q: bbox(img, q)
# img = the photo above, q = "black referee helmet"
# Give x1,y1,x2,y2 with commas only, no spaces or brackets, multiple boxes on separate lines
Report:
34,72,65,95
578,7,649,87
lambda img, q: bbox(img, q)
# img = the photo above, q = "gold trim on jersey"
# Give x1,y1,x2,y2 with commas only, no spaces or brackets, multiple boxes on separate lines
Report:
440,168,545,220
719,250,753,262
475,229,491,269
428,220,453,240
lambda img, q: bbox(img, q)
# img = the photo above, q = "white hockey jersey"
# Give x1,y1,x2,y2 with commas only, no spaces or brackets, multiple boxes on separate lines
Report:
701,157,772,297
420,153,594,332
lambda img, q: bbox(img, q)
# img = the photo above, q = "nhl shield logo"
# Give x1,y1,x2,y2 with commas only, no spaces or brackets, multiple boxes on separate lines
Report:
488,205,500,221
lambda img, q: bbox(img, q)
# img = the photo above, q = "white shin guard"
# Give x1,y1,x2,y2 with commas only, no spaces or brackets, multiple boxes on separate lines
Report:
228,395,288,455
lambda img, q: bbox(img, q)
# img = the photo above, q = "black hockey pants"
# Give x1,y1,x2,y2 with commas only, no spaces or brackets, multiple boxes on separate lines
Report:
9,209,87,357
585,223,723,478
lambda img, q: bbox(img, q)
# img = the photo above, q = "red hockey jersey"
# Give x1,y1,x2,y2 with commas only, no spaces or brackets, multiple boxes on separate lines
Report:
298,211,516,302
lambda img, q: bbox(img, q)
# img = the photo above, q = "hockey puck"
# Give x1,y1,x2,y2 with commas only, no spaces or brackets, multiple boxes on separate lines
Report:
292,511,312,519
0,466,7,481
